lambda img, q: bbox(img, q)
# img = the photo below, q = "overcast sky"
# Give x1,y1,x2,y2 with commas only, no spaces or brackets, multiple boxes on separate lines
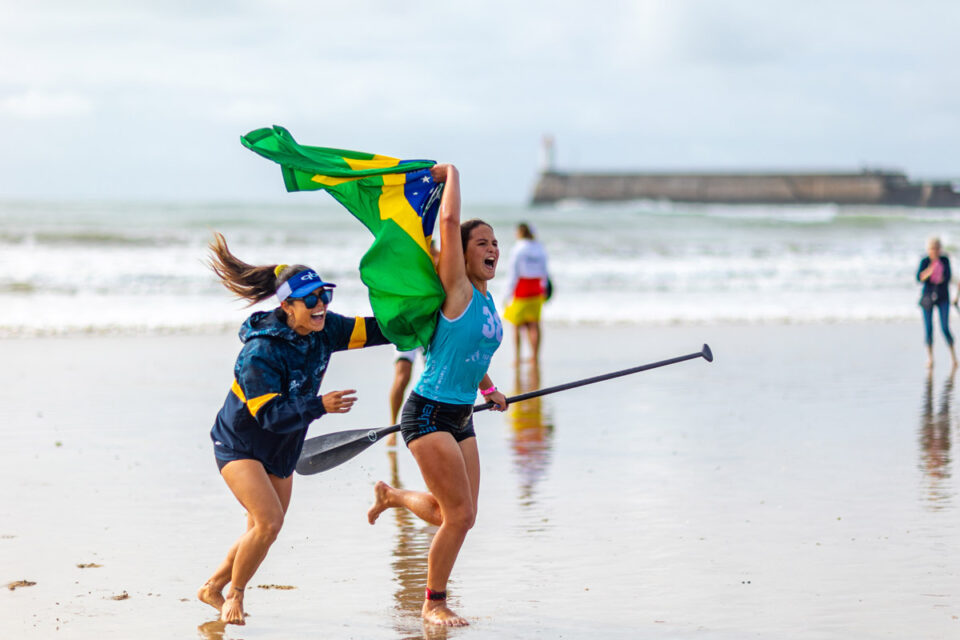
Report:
1,0,958,203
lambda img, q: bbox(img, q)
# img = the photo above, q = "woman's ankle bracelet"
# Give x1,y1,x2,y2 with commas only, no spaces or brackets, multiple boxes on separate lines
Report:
425,588,446,601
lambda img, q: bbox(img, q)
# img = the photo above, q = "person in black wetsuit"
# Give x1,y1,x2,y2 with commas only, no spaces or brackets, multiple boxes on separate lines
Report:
197,232,390,625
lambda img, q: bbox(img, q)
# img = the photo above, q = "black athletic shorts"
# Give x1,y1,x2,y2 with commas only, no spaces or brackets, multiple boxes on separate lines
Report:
400,391,476,446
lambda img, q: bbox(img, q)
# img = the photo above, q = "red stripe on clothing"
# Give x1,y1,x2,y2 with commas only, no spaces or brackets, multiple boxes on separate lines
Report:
513,277,545,298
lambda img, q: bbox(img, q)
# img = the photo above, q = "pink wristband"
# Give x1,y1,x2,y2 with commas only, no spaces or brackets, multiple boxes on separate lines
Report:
480,385,497,396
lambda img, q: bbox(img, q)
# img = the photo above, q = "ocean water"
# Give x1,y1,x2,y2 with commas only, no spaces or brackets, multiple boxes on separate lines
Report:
2,198,960,336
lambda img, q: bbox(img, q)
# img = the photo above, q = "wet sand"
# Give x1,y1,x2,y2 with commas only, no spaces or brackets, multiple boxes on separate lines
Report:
1,322,958,639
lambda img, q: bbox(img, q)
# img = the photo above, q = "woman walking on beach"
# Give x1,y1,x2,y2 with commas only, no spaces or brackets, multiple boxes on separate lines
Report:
367,164,509,627
503,222,550,364
917,235,958,370
198,233,390,625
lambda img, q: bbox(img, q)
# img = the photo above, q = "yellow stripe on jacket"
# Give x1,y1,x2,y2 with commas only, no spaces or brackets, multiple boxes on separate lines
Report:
348,316,367,349
231,379,279,418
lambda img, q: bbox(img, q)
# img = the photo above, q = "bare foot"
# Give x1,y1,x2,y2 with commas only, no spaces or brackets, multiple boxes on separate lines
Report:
422,600,468,626
197,581,225,612
220,591,246,625
367,481,393,524
385,433,397,447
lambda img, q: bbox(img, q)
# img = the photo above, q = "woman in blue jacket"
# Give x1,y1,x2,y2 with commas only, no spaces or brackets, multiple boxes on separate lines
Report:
917,235,958,370
198,233,390,625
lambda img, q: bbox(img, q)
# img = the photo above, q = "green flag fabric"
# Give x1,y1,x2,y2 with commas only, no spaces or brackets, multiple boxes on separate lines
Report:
241,125,445,350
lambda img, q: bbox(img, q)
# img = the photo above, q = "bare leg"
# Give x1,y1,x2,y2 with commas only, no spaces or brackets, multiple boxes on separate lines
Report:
368,435,480,625
198,512,253,611
387,359,413,446
411,434,479,626
525,321,541,363
211,460,292,625
513,324,522,366
368,480,441,526
927,344,935,369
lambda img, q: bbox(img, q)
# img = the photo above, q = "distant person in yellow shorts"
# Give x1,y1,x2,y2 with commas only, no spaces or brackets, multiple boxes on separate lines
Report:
503,222,550,364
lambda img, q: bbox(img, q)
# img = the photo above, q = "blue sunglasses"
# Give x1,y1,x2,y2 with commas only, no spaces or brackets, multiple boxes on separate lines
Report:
290,288,334,309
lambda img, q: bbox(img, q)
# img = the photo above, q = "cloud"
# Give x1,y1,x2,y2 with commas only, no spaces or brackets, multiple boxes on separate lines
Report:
0,0,958,200
0,90,94,119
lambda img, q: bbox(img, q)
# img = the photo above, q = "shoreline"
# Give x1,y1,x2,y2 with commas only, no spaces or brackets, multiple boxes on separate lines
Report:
0,315,925,340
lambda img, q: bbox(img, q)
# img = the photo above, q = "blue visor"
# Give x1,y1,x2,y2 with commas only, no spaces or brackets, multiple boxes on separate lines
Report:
276,269,336,303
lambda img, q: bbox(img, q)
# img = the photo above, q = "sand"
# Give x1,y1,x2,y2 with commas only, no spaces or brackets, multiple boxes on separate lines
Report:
1,322,958,639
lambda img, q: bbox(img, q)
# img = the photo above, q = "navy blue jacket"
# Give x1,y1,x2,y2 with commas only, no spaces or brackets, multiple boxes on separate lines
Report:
211,308,388,477
917,255,952,306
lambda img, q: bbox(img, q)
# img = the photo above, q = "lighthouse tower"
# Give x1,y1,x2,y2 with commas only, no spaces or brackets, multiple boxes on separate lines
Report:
539,134,555,173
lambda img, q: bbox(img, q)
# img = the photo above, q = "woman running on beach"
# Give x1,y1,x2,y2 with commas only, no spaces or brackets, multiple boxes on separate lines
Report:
367,163,509,627
198,233,390,625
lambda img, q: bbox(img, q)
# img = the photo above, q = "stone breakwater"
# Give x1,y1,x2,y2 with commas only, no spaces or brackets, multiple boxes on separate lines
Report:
531,169,960,207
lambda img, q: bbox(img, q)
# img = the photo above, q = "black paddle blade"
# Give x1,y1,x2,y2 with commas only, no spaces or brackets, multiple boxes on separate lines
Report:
701,343,713,362
296,427,384,475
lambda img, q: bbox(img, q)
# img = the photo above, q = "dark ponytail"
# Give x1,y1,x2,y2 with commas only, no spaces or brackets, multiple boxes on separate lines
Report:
207,232,307,306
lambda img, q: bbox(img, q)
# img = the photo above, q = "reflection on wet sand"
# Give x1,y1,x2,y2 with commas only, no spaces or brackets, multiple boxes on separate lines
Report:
196,619,226,639
919,371,954,509
508,362,554,509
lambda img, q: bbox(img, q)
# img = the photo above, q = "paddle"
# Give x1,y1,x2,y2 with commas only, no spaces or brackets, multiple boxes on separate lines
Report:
295,343,714,475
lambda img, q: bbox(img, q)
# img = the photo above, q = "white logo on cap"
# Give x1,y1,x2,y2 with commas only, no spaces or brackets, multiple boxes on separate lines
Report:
300,272,319,281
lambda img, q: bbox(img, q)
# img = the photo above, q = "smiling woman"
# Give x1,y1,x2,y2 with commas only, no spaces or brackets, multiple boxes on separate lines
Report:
366,164,509,627
198,232,391,626
277,272,335,335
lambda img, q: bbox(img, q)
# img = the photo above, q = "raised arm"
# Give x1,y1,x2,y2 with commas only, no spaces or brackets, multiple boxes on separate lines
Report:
432,164,474,318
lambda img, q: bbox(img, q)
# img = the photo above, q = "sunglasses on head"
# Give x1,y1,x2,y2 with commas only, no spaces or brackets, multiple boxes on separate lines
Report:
290,288,334,309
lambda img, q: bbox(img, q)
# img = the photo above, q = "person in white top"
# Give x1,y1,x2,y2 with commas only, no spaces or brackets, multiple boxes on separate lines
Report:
503,222,550,364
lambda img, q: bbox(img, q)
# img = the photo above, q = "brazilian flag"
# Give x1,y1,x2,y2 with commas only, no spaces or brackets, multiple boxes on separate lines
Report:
241,125,444,350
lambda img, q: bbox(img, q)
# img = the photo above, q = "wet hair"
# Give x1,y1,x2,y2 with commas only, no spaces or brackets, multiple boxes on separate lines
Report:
207,232,307,306
517,222,535,240
460,219,492,252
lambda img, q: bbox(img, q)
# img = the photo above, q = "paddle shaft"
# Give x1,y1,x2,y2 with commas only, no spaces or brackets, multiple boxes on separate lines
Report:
295,344,712,474
371,346,710,439
475,348,709,410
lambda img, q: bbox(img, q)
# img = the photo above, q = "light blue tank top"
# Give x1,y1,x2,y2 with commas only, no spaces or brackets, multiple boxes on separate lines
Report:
414,286,503,404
